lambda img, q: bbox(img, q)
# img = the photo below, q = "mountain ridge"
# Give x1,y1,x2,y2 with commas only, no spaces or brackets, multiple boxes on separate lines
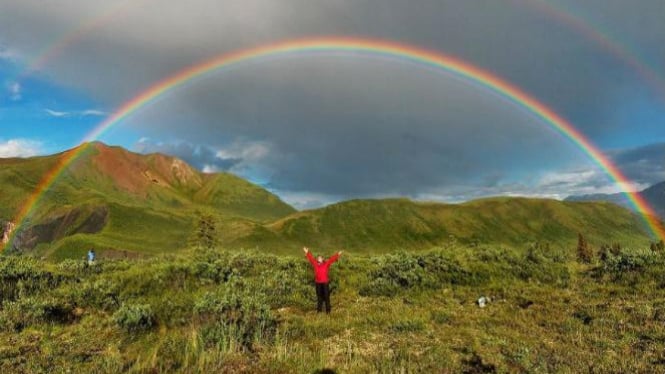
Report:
566,181,665,220
0,142,656,258
0,142,295,256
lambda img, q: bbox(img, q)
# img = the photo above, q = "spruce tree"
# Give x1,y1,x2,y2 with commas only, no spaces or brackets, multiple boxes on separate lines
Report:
577,233,593,263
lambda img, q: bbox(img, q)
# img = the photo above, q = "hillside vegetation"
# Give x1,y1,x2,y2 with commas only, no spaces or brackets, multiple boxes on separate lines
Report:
0,143,656,259
0,142,295,258
2,241,665,372
239,197,652,252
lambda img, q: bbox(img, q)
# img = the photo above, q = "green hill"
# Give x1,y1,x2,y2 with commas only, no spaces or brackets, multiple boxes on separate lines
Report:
0,142,295,258
0,143,656,258
234,197,653,252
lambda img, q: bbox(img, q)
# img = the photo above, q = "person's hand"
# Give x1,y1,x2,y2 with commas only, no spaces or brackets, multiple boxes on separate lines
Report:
338,250,343,256
303,247,309,254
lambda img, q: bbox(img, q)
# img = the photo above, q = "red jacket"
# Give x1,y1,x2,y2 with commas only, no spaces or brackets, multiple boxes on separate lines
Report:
306,252,340,284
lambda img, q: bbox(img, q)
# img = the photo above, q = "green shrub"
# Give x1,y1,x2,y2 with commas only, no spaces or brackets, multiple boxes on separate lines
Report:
0,257,61,301
190,260,233,283
360,250,486,297
74,279,121,311
594,248,661,283
194,289,277,352
0,296,76,331
113,303,155,332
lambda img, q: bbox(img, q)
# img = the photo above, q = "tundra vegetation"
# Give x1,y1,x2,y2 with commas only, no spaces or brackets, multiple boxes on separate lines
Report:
2,239,665,373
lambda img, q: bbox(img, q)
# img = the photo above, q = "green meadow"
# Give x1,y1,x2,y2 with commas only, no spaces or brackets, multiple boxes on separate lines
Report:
2,240,665,373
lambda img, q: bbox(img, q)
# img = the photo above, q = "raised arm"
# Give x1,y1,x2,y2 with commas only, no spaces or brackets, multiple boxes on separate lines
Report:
304,247,316,266
326,251,342,265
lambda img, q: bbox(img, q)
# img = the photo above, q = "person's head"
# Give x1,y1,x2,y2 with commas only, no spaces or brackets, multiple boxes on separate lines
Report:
317,255,324,264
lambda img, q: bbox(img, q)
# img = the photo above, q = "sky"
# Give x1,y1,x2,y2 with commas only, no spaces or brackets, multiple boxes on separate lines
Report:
0,0,664,209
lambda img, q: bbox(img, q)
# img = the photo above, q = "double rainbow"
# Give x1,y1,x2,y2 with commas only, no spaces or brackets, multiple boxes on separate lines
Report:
4,37,663,250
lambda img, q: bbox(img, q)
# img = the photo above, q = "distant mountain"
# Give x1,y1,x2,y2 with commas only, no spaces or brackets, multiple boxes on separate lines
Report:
566,181,665,220
0,142,295,257
234,197,652,252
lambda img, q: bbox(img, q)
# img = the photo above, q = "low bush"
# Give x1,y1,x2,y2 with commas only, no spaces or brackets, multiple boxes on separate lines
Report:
359,251,487,297
113,303,155,332
194,289,277,352
0,256,61,301
1,295,76,331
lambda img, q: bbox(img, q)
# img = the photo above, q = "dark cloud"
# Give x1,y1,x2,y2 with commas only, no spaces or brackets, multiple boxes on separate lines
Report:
1,0,664,205
610,142,665,185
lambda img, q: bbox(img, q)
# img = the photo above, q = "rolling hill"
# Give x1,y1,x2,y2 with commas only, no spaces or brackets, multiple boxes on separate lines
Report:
0,142,295,258
0,142,656,259
234,197,653,252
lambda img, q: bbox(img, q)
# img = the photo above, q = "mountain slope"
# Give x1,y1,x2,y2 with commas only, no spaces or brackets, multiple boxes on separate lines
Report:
0,143,655,258
566,181,665,220
233,197,653,252
0,142,295,257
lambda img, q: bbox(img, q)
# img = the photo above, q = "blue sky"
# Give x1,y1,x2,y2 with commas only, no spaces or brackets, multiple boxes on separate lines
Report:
1,0,664,209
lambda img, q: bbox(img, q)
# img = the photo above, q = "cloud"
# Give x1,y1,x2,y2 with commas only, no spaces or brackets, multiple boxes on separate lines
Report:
7,82,21,101
1,1,664,205
0,139,42,158
44,108,69,117
44,108,107,118
80,109,106,116
610,142,665,185
133,139,242,173
0,46,20,61
273,190,343,210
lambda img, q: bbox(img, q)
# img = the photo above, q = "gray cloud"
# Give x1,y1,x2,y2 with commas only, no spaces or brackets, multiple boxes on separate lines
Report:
1,0,664,206
610,142,665,185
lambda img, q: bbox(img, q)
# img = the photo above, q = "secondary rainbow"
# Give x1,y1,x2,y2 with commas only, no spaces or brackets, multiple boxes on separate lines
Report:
5,37,663,250
20,0,150,78
520,0,665,102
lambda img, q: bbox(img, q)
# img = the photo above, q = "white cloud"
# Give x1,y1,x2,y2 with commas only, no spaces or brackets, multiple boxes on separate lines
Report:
274,190,342,210
0,47,20,61
45,108,69,117
0,139,42,158
215,140,272,175
202,164,220,173
81,109,106,117
8,82,21,101
215,140,270,163
44,108,107,118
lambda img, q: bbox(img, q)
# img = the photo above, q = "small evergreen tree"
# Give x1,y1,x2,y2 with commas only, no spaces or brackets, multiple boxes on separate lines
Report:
577,233,593,263
190,214,218,251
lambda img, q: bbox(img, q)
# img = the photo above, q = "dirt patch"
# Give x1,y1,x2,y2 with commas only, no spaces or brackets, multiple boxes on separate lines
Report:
12,205,109,251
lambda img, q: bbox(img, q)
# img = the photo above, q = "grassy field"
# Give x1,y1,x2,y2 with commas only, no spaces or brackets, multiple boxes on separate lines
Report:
2,240,665,373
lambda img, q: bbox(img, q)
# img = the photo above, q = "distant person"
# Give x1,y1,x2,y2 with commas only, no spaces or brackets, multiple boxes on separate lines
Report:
303,247,342,314
87,249,96,265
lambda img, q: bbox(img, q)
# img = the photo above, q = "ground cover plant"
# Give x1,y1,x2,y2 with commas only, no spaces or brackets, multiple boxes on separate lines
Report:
2,240,665,373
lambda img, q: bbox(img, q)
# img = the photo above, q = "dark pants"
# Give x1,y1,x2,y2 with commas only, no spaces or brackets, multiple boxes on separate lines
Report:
315,282,331,313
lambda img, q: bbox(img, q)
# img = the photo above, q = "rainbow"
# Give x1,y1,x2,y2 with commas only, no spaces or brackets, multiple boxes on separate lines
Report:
4,36,663,250
18,0,150,78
